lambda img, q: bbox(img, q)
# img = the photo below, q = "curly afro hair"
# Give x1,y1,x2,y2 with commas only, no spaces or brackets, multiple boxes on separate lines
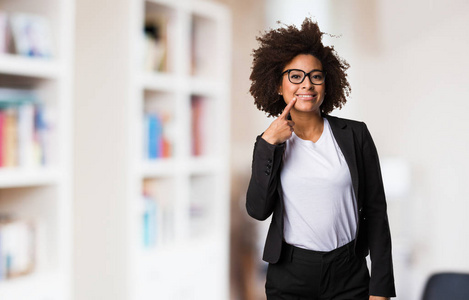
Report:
249,18,351,117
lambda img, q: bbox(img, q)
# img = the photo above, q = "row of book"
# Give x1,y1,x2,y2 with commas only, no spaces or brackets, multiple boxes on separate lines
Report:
140,176,216,246
143,14,169,72
142,97,211,160
141,180,174,248
0,88,52,168
142,13,217,76
143,112,172,160
0,11,53,57
0,216,36,281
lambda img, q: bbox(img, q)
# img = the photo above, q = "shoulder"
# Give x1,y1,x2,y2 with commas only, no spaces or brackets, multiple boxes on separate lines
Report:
324,114,367,130
324,114,373,146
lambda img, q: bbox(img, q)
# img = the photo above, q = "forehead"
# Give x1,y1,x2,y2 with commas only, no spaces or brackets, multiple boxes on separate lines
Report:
284,54,323,71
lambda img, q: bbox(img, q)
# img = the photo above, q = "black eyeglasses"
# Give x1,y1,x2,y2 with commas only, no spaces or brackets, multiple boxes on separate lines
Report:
281,69,326,85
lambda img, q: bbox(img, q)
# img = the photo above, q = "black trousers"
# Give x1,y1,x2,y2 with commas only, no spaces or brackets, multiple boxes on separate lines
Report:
265,241,370,300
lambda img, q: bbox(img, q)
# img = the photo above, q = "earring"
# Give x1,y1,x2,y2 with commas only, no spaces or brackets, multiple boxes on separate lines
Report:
278,92,282,95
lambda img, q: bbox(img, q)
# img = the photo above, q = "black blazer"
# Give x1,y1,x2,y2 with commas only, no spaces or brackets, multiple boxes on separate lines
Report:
246,114,396,297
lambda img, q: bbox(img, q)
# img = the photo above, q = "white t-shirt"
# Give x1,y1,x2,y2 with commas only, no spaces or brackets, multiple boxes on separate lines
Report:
281,118,358,251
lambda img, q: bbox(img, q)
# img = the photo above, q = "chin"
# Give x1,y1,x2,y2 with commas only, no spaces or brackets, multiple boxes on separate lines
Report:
295,105,320,113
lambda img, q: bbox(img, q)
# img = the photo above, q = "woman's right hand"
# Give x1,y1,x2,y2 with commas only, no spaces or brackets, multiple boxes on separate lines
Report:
261,98,296,145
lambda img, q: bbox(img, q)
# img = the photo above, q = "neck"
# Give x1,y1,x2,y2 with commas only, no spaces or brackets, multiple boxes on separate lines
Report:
290,110,324,141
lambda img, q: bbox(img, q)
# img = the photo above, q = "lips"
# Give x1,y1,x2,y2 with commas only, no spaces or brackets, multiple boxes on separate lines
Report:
296,94,317,100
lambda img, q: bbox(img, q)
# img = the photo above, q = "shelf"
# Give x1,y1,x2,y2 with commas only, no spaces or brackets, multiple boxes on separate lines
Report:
187,156,223,174
137,231,222,262
0,54,61,79
0,270,62,300
140,72,177,91
189,77,227,96
145,0,184,10
140,157,223,178
190,0,229,18
0,1,73,299
133,234,226,300
141,72,227,95
141,158,177,177
0,167,60,188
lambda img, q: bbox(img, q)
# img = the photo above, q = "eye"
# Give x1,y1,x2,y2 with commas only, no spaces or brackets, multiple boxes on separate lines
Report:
288,70,304,81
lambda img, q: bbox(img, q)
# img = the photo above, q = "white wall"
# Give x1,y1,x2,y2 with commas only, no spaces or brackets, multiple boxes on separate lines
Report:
265,0,332,32
264,0,469,299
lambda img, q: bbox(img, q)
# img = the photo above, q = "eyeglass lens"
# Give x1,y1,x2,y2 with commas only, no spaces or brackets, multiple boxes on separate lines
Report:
289,70,325,84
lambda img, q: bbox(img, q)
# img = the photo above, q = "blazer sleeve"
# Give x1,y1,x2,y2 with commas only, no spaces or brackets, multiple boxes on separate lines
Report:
246,134,285,221
361,123,396,297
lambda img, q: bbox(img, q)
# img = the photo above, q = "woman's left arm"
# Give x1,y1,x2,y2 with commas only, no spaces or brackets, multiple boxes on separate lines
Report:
361,122,396,297
370,296,390,300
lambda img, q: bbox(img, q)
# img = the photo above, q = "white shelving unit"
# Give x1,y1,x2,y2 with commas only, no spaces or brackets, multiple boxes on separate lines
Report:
0,0,73,299
73,0,230,298
128,0,231,299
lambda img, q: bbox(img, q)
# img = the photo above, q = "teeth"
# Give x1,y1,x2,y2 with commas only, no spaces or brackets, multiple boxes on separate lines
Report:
297,94,315,98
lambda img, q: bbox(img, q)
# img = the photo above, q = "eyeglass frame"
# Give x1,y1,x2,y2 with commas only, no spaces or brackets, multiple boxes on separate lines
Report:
281,69,327,85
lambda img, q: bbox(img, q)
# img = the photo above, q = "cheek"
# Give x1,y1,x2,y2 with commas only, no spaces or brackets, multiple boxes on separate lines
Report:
318,85,326,96
281,81,296,95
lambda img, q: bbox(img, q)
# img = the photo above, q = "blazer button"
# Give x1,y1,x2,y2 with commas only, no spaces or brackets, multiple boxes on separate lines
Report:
265,170,270,176
266,164,272,169
268,159,272,163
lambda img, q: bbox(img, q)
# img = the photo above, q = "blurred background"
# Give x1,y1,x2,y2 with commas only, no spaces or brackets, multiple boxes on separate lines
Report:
1,0,469,299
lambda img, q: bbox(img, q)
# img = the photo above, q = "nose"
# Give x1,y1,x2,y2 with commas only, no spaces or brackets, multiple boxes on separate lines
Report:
300,77,314,90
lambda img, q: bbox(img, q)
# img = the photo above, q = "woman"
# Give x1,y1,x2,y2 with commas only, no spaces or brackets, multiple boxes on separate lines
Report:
246,18,396,300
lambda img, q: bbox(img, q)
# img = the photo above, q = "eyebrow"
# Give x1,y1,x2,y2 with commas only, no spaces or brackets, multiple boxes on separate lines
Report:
284,68,324,73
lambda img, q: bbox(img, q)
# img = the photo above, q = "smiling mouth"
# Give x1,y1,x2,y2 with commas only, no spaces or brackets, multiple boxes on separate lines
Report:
296,94,317,100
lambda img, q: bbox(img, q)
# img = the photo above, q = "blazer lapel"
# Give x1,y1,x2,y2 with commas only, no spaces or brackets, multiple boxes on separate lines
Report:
325,115,359,200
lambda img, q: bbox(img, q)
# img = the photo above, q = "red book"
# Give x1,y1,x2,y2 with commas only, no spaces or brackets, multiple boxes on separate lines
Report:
162,137,171,158
191,96,204,156
3,108,19,167
0,110,5,167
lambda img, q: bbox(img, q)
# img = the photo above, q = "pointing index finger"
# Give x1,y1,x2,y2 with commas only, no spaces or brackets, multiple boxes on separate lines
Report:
280,97,296,119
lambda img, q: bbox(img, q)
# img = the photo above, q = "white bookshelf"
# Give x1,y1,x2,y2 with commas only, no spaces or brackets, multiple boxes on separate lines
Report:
0,0,73,299
73,0,230,298
0,54,61,79
0,168,61,188
128,0,231,299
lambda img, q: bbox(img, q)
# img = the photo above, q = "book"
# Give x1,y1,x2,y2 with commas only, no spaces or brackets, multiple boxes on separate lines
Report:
0,88,50,168
192,96,209,156
143,14,168,72
142,179,175,247
142,192,158,248
142,178,175,247
2,107,18,167
147,114,162,159
144,112,172,160
34,103,52,165
0,217,36,280
18,103,35,167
